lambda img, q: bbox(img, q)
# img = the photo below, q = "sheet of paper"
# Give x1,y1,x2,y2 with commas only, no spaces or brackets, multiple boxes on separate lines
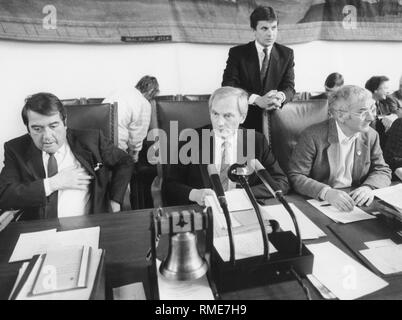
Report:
364,239,396,249
9,229,57,262
214,230,277,262
307,199,375,223
156,260,214,300
50,227,100,250
113,282,146,300
307,242,388,300
0,210,19,232
9,227,100,263
13,248,103,300
373,184,402,211
360,244,402,275
225,189,253,212
205,194,241,230
31,246,88,295
260,203,326,240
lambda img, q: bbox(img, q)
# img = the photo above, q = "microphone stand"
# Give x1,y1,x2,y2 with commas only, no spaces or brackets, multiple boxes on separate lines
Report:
228,164,270,261
258,178,303,256
219,197,236,265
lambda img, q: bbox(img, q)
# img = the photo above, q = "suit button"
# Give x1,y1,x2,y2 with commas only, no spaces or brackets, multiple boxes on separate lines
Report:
357,150,361,156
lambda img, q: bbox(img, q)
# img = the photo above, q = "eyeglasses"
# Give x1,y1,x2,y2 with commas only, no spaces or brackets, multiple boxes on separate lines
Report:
348,105,377,119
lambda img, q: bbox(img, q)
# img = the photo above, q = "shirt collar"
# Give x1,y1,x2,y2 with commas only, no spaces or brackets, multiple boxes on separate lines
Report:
335,121,359,144
42,142,68,158
255,40,272,55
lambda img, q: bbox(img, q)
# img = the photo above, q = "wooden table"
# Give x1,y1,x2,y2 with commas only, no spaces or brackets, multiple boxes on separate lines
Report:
1,194,401,300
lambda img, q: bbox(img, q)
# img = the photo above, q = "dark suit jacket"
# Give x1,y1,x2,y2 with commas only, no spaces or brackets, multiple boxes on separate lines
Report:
163,126,289,206
222,41,295,132
384,118,402,172
0,129,133,220
288,119,392,199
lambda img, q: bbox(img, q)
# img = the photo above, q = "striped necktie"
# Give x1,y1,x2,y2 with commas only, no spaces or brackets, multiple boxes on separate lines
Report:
219,139,230,191
46,153,58,219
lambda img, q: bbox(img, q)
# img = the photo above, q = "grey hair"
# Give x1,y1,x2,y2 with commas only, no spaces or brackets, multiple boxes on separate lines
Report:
208,86,249,116
328,85,372,115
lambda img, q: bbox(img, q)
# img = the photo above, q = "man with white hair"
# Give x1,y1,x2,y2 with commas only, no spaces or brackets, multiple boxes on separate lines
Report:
164,86,289,206
288,85,391,211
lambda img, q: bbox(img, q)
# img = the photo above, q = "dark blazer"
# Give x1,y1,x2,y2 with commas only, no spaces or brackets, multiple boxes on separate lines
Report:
222,41,295,132
288,119,392,199
384,118,402,172
0,129,133,220
163,126,289,206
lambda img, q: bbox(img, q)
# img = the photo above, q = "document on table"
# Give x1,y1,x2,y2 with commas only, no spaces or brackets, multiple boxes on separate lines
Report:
225,189,253,212
10,248,103,300
9,226,100,262
373,184,402,211
307,199,375,223
9,229,57,262
156,260,214,300
306,242,388,300
260,203,326,240
31,246,90,295
360,239,402,275
113,282,146,300
214,229,277,262
205,193,241,230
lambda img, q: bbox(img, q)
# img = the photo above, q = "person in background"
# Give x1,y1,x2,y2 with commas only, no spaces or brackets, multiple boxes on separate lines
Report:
311,72,344,100
104,75,159,162
288,85,391,212
0,93,133,220
222,5,295,133
391,74,402,106
383,118,402,179
365,76,402,147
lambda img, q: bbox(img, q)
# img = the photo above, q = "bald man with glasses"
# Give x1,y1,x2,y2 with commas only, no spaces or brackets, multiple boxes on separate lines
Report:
288,85,391,211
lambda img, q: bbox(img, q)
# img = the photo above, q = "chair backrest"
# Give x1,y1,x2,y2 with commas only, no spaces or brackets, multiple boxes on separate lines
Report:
65,102,118,146
269,99,329,173
61,97,105,105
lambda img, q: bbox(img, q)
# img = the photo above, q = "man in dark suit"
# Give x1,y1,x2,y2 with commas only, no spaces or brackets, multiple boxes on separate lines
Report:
222,6,295,133
0,92,133,220
383,118,402,174
163,87,289,206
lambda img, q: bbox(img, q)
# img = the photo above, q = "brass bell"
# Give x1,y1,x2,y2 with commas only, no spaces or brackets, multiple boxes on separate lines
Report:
160,232,208,281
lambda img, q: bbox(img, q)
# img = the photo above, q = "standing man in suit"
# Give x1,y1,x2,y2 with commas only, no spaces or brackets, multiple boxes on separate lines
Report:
288,85,391,212
0,92,133,220
222,6,295,133
163,86,289,206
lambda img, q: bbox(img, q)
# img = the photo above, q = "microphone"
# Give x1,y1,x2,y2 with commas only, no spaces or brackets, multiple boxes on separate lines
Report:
207,164,228,208
207,164,235,265
249,159,282,199
249,159,302,255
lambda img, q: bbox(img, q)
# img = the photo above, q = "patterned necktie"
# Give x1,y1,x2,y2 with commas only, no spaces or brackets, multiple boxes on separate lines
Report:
260,47,269,86
46,153,58,219
219,139,230,191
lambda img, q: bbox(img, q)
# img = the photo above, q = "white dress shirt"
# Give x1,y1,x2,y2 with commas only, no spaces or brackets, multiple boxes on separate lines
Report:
320,121,359,199
330,121,359,188
104,87,152,156
214,131,238,191
43,143,90,218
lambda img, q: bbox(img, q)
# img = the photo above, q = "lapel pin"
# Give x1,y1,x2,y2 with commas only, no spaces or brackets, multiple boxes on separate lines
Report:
93,162,103,171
